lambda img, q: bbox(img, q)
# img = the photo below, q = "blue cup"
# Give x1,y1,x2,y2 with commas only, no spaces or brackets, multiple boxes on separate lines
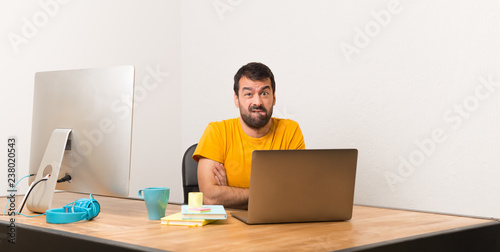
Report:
138,187,170,220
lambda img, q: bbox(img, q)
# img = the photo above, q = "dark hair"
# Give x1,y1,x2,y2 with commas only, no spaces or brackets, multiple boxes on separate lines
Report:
233,62,275,96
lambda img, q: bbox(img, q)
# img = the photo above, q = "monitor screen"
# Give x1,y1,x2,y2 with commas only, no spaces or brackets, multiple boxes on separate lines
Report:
27,66,135,212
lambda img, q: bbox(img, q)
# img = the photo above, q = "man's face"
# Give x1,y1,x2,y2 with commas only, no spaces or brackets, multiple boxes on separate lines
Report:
234,76,276,130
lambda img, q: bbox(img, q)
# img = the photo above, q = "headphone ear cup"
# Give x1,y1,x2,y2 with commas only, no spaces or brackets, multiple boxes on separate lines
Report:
87,199,100,219
75,198,100,219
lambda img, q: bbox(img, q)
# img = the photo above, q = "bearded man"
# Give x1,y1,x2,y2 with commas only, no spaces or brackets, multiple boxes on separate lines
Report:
193,62,305,209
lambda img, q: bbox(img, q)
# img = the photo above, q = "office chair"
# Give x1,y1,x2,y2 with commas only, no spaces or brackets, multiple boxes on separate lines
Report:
182,143,199,204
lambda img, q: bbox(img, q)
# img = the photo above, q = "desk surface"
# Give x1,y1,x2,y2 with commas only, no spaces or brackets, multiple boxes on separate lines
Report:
0,192,495,251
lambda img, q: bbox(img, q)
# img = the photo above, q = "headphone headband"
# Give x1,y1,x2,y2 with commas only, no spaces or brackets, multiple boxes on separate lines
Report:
45,195,100,224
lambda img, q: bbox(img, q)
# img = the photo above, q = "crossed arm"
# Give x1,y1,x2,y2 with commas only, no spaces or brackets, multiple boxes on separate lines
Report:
197,157,249,209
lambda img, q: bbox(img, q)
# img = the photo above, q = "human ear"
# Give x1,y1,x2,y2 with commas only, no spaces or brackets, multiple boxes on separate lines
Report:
234,93,239,108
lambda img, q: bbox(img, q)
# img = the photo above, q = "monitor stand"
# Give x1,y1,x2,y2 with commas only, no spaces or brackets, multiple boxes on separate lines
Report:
26,129,72,213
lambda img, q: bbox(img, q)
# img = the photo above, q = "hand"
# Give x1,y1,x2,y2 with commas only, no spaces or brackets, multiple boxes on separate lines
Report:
213,162,228,186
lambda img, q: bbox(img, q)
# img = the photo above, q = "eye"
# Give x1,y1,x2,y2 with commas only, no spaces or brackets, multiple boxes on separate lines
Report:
261,91,269,96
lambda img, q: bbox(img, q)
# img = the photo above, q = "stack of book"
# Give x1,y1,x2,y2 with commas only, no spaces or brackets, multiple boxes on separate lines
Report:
161,205,227,227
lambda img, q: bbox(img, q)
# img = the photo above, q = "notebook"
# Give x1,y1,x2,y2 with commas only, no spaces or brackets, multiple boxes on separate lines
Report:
231,149,358,224
161,212,216,227
181,205,227,220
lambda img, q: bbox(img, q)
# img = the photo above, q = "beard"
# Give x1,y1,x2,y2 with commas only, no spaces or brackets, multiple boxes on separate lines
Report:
240,105,273,130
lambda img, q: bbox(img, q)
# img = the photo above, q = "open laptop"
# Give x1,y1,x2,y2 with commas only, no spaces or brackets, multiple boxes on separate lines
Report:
231,149,358,224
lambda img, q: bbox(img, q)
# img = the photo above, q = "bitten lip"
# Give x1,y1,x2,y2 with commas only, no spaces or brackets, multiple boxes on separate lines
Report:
251,109,266,115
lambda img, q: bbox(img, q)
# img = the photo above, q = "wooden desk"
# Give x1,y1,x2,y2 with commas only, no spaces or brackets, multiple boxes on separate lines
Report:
0,192,498,251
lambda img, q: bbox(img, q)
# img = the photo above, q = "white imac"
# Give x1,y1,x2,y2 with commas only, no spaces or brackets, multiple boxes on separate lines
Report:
27,66,135,213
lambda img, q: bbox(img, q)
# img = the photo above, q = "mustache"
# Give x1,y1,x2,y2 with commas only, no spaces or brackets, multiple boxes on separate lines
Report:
249,105,267,112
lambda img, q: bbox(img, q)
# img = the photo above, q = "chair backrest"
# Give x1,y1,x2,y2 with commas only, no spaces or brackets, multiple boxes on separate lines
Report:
182,143,199,204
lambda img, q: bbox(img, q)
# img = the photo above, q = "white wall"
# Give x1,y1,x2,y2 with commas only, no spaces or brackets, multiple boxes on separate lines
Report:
2,0,500,218
181,0,500,218
0,0,183,203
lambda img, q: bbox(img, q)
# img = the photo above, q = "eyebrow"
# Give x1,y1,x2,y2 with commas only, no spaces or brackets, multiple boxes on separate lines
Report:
242,86,271,92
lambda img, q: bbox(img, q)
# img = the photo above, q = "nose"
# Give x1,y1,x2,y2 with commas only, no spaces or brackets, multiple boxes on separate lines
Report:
251,95,263,107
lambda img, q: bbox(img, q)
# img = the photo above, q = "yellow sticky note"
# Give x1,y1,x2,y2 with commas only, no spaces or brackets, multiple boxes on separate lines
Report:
188,192,203,208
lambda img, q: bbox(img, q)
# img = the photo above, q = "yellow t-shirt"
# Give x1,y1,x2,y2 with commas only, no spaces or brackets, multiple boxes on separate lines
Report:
193,117,305,188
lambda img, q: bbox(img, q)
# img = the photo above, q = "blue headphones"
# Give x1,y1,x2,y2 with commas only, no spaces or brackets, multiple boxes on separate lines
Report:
45,195,100,224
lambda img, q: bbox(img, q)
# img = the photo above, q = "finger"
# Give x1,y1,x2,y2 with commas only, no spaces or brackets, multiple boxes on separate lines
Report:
218,173,228,186
214,162,224,171
212,167,222,177
214,164,226,177
214,173,221,185
213,168,224,185
213,163,228,186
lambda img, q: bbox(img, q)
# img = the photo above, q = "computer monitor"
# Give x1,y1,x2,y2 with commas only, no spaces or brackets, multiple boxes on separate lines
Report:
27,66,135,213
